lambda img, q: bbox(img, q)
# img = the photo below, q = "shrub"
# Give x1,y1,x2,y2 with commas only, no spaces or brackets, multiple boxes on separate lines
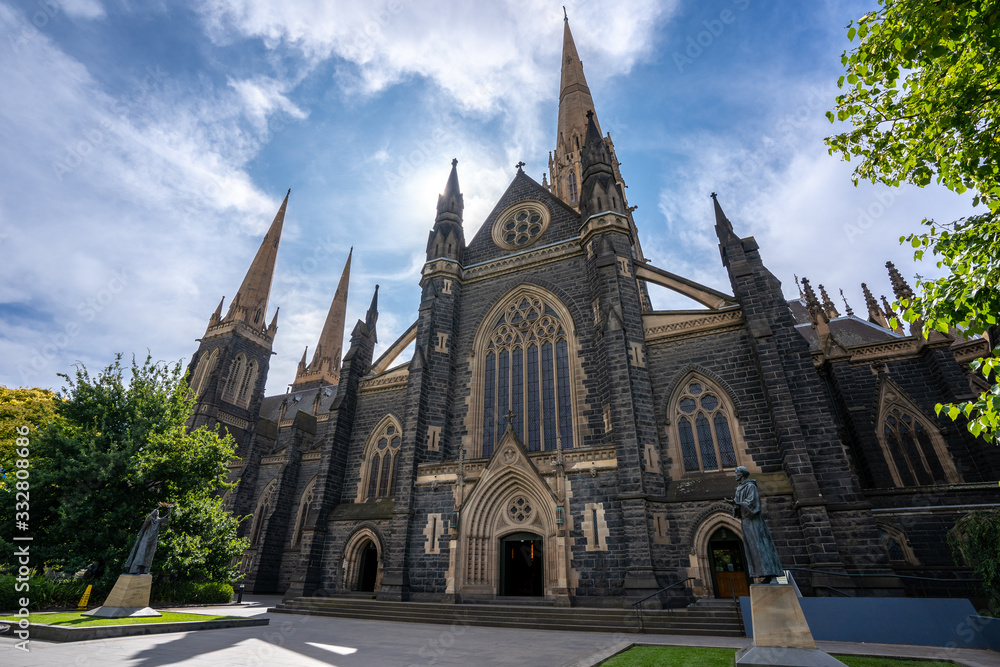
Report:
151,580,233,605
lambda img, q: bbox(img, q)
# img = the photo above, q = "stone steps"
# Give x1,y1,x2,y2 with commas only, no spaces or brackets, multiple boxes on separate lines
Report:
269,597,744,636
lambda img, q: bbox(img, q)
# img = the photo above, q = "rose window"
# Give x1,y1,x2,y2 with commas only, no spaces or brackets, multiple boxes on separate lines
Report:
492,202,550,250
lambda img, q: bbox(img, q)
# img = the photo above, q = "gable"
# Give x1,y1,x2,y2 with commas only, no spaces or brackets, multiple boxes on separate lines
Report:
464,170,581,266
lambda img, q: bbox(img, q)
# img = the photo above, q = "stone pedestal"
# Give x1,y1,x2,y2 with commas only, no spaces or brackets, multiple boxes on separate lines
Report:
82,574,161,618
736,584,845,667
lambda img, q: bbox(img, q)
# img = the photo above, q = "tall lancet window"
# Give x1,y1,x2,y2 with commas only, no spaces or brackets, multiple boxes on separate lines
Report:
222,354,246,402
568,172,578,203
359,416,402,502
478,291,577,457
671,376,740,473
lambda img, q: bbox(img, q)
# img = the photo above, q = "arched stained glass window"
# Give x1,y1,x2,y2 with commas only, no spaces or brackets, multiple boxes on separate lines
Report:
568,172,578,203
363,418,402,501
480,293,576,456
672,377,740,473
878,404,958,487
249,480,276,547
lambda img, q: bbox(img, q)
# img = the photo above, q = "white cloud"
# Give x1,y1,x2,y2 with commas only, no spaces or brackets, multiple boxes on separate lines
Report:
61,0,105,20
647,79,974,315
0,2,294,388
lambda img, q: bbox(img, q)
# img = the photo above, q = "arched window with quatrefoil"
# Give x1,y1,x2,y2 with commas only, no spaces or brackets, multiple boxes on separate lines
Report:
669,374,743,474
358,416,402,502
470,287,581,458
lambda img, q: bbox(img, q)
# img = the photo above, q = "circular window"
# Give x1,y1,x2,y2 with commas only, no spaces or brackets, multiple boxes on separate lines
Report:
492,201,551,250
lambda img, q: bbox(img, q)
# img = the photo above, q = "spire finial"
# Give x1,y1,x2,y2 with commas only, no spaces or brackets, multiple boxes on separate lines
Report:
840,288,855,317
516,161,526,171
794,274,804,300
451,157,458,167
563,5,568,21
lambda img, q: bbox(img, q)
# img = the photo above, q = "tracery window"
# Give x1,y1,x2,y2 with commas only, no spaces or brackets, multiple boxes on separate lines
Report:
291,477,317,547
878,405,958,487
877,524,918,565
249,479,276,547
672,377,739,473
568,172,578,203
481,294,575,456
361,417,402,501
189,348,218,397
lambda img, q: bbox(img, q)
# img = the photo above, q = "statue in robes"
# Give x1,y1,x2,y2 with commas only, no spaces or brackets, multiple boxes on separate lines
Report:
124,503,172,575
726,467,783,584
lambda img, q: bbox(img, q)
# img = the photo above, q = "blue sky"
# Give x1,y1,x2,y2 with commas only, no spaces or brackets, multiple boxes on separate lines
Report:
0,0,975,396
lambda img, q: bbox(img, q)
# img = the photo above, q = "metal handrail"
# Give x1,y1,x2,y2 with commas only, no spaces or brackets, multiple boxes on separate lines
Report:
631,577,695,633
784,567,979,583
814,584,854,597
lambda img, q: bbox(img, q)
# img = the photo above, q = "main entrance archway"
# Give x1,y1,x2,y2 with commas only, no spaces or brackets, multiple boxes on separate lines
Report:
499,532,544,596
708,527,749,598
357,541,379,592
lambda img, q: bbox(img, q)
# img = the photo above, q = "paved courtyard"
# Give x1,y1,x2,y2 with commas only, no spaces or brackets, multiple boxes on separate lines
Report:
2,596,999,667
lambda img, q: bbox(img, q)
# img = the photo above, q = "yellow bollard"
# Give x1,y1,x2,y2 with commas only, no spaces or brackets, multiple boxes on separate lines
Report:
77,584,93,610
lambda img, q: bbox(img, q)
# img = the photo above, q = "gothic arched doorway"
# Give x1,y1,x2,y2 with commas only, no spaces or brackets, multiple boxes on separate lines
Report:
499,532,544,596
357,541,379,592
708,527,749,598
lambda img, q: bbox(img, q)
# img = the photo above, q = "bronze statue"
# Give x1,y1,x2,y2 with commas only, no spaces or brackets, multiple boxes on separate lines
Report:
124,503,173,575
726,467,783,584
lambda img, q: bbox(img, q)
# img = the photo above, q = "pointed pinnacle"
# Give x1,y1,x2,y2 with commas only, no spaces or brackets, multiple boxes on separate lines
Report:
711,192,738,244
819,284,840,319
435,159,464,225
794,274,804,300
885,261,914,301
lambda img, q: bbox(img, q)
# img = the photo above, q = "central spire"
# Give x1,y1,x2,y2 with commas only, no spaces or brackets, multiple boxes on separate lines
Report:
557,14,599,145
223,189,289,334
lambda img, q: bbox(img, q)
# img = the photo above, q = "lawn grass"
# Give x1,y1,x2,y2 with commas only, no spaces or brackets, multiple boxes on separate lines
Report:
0,611,238,627
835,657,956,667
600,646,737,666
600,646,956,667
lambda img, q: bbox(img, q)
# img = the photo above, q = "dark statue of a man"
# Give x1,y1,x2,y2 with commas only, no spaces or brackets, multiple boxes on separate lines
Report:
124,503,172,575
726,467,783,584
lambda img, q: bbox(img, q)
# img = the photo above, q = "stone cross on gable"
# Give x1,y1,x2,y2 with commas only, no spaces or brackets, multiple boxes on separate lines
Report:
504,409,516,429
516,161,526,171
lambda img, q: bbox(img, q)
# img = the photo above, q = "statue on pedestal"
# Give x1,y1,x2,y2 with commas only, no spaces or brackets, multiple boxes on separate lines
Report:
726,467,783,584
124,503,172,575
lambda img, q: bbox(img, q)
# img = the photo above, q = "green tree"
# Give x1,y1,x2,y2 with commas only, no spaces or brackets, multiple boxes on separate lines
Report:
826,0,1000,441
949,510,1000,616
0,386,59,492
0,354,247,582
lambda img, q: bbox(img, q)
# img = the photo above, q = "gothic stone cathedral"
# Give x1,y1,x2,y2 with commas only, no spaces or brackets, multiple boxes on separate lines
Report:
185,18,1000,606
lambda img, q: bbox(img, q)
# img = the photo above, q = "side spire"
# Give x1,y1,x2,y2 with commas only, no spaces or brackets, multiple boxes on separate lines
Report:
579,109,626,218
291,249,352,391
224,189,289,335
426,160,465,263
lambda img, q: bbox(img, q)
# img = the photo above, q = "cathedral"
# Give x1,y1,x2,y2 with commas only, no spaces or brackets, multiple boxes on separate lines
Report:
184,17,1000,607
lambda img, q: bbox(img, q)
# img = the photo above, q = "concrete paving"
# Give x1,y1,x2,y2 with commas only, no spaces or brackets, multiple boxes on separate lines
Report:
1,595,998,667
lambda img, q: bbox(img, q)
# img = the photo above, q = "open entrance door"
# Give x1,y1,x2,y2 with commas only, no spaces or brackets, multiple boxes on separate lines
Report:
499,532,543,596
356,541,378,592
708,527,750,598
